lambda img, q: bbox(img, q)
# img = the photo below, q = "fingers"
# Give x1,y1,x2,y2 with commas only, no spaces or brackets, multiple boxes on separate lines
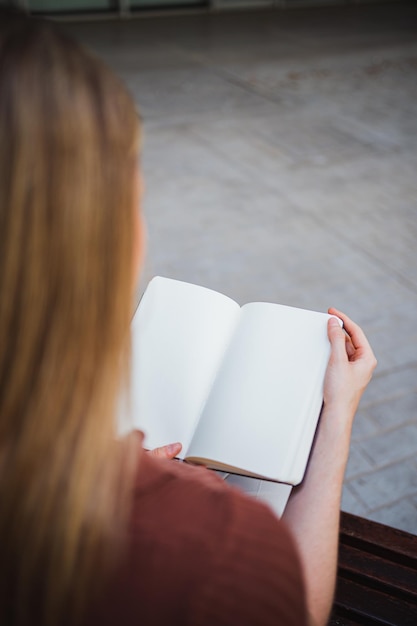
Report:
328,308,377,369
345,334,356,359
149,442,182,460
328,308,371,352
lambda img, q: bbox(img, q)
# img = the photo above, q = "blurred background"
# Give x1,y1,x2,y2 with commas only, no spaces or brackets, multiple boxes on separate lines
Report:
5,0,417,532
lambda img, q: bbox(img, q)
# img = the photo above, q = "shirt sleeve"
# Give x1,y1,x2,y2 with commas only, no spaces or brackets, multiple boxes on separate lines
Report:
188,480,308,626
87,455,309,626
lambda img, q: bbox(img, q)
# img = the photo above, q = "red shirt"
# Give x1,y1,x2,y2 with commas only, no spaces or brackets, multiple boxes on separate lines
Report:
87,453,308,626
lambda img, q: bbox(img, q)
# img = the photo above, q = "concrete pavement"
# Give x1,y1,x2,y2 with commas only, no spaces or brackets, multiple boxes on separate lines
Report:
68,1,417,533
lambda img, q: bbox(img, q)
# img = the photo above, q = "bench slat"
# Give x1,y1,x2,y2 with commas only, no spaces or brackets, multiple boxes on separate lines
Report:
339,513,417,565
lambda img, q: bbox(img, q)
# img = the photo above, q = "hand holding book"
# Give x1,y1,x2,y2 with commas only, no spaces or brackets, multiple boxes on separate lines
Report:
324,307,377,418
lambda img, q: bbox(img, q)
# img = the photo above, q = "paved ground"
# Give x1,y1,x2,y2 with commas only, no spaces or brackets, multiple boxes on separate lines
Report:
68,1,417,533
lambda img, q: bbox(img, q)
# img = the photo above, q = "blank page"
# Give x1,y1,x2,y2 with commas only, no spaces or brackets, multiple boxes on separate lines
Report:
119,277,240,454
187,302,332,483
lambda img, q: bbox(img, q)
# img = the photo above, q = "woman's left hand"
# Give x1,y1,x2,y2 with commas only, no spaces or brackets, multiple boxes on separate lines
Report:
147,442,182,460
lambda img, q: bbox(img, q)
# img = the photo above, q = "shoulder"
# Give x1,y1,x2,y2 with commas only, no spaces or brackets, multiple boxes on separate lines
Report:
130,454,308,626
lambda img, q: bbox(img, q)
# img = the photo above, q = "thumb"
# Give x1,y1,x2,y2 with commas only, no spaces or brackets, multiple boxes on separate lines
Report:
150,442,182,460
327,317,347,362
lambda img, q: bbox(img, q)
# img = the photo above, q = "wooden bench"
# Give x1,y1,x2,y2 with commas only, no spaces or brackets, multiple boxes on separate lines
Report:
329,512,417,626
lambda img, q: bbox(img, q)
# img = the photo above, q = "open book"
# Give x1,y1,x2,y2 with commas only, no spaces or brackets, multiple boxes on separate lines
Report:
119,277,336,515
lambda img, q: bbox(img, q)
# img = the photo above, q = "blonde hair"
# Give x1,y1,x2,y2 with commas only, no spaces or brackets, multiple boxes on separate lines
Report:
0,14,140,625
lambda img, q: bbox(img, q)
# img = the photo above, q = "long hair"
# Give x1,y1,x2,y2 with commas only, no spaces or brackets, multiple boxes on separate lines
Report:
0,13,140,625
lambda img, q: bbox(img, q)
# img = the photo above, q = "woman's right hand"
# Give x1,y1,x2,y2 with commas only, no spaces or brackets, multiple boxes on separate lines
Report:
323,308,377,420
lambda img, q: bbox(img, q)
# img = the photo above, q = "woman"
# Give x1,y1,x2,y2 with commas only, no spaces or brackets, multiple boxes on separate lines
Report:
0,12,376,626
